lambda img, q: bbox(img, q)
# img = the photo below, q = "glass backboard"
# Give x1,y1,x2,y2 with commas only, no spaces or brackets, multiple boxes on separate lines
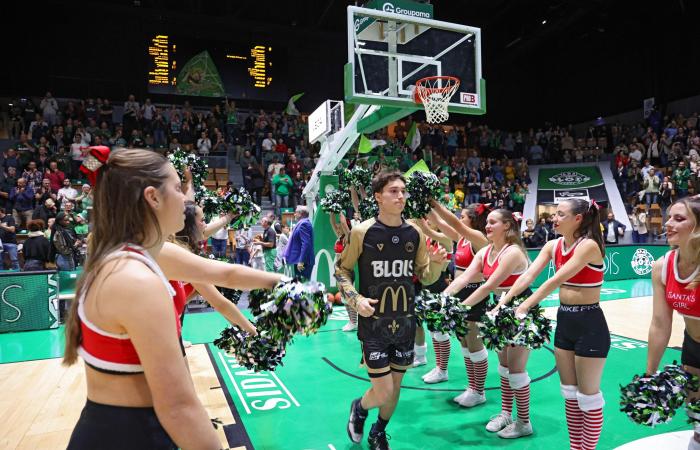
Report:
345,5,485,116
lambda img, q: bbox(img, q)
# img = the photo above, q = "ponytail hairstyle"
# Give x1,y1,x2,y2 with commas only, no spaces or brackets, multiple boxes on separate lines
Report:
63,149,172,365
491,208,526,254
564,198,605,257
174,201,200,254
462,203,489,234
671,196,700,266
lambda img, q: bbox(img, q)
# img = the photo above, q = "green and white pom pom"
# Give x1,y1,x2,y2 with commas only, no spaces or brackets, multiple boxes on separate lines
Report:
320,189,350,215
404,171,443,219
415,290,470,336
345,166,372,191
200,188,222,220
214,326,287,372
221,187,262,229
254,279,331,343
169,149,208,189
358,196,379,219
620,362,699,427
219,287,242,305
477,296,552,351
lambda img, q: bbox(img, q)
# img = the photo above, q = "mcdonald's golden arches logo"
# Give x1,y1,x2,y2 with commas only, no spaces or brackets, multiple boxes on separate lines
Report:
379,285,408,314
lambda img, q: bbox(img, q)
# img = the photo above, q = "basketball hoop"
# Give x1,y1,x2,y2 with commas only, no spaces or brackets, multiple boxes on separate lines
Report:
414,76,460,124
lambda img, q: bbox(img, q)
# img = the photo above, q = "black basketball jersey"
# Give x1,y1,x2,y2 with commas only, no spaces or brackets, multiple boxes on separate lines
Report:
335,218,441,343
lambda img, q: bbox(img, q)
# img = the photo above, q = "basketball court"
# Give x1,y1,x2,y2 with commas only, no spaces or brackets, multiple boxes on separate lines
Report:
0,278,694,450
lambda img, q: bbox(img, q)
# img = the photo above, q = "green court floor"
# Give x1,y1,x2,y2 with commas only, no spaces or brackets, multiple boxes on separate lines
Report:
0,279,688,449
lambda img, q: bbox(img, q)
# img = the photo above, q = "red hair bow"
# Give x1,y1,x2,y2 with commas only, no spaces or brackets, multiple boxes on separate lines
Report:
79,146,111,186
589,199,600,211
512,211,523,222
475,203,492,215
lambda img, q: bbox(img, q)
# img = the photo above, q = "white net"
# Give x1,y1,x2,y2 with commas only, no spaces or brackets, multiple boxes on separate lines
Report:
415,77,460,124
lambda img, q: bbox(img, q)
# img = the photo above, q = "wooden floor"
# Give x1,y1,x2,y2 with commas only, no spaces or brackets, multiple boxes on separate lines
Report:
0,345,239,450
0,295,688,450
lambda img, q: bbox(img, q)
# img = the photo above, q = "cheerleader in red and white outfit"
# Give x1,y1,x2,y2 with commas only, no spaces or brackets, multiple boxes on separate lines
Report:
499,198,608,449
420,202,491,406
445,208,532,439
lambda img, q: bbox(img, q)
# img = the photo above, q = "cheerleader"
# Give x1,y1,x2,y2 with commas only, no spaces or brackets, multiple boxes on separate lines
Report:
646,197,700,450
330,211,357,331
499,198,608,449
421,202,491,407
412,216,455,375
444,209,532,439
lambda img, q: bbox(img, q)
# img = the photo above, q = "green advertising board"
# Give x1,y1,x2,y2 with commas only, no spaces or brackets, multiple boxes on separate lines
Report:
0,271,59,333
538,166,604,190
311,174,340,293
527,244,667,288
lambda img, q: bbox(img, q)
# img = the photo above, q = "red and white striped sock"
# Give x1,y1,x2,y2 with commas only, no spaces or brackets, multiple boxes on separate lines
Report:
470,349,488,395
461,347,474,389
438,340,451,371
577,391,604,450
581,408,603,449
498,365,513,414
565,399,584,449
514,384,530,423
431,336,443,369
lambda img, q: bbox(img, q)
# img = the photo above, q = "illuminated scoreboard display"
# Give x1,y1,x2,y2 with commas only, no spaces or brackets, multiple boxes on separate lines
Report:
146,34,287,101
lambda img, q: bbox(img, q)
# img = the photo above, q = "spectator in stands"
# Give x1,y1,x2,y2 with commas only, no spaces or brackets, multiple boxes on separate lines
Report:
0,167,18,210
123,94,139,135
62,200,77,230
602,212,626,245
614,160,628,196
284,205,314,280
0,208,18,270
535,215,554,242
673,160,690,198
274,223,290,273
522,218,544,248
254,217,277,272
272,167,293,215
233,226,251,266
267,155,284,202
45,161,65,193
22,219,51,271
3,148,20,172
10,177,34,231
643,165,660,209
33,198,57,225
262,132,275,156
57,178,78,210
659,176,673,224
210,214,229,259
22,160,43,190
528,139,544,163
196,131,211,156
629,205,648,243
292,171,306,207
34,178,56,206
75,183,93,213
40,92,59,126
49,211,80,271
245,162,264,205
629,144,642,163
212,132,227,154
286,154,302,180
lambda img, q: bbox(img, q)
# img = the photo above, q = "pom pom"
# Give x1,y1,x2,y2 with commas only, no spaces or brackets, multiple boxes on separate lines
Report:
619,362,699,426
415,290,470,336
219,287,243,305
254,279,331,343
404,171,442,219
320,189,350,215
214,326,287,372
687,398,700,425
477,296,552,351
169,149,208,190
358,196,379,219
220,187,262,229
344,167,372,191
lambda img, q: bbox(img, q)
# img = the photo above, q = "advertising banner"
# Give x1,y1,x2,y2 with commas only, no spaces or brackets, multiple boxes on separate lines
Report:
0,271,59,333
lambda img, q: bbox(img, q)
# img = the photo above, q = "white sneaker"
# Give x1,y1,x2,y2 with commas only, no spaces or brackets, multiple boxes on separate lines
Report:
497,420,533,439
457,389,486,407
342,321,357,332
486,412,513,432
421,367,437,380
413,354,427,367
182,339,193,348
423,368,448,384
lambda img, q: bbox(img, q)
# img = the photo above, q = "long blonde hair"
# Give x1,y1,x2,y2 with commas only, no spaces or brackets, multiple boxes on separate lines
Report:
63,149,172,365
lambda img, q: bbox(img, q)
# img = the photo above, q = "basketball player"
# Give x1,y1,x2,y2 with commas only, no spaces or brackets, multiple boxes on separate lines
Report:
646,198,700,450
499,198,608,449
445,209,532,439
336,171,446,450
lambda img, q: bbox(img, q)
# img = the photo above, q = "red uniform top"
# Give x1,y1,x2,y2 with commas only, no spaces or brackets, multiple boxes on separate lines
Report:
482,244,526,288
334,236,345,255
170,280,195,335
78,245,177,375
662,249,700,318
454,238,475,270
551,237,604,288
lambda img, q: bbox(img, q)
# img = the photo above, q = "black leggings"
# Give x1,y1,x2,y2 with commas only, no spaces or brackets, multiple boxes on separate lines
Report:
67,400,177,450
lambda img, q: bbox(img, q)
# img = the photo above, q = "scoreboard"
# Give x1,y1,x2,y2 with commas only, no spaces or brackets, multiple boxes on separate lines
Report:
146,34,287,101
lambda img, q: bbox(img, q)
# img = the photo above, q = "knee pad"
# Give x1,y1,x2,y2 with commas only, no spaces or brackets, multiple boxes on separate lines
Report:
560,384,578,400
498,364,509,378
577,391,605,411
461,346,471,358
509,372,530,390
470,348,488,363
431,331,450,342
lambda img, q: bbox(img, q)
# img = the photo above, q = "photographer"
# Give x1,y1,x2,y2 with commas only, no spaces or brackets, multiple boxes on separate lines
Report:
49,212,81,271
